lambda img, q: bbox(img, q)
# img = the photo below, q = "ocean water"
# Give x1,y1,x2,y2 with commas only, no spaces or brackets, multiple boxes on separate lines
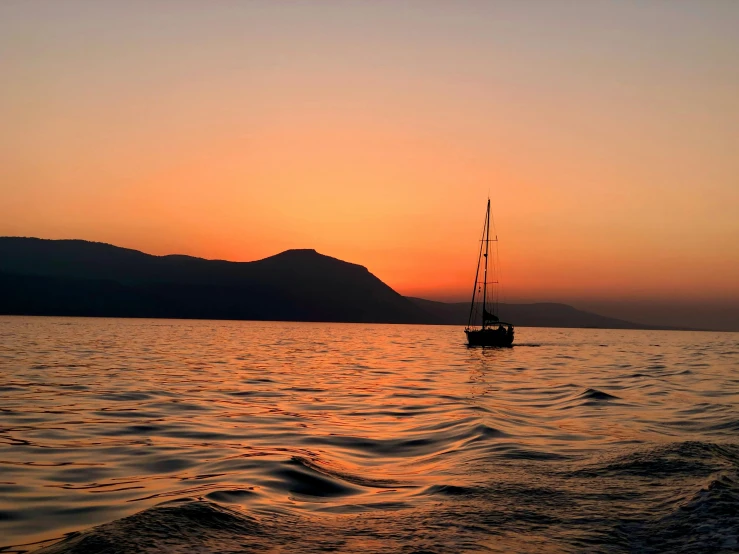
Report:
1,317,738,553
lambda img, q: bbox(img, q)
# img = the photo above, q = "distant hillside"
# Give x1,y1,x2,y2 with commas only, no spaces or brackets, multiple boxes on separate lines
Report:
0,237,428,323
406,298,670,330
0,237,668,329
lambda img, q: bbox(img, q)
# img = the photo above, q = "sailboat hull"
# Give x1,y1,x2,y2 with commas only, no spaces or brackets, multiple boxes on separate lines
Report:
465,328,514,347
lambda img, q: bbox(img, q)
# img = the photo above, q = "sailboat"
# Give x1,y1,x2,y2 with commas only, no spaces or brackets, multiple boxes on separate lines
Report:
464,199,514,347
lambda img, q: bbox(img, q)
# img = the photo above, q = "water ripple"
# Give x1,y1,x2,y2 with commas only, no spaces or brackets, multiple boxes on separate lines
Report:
0,317,737,552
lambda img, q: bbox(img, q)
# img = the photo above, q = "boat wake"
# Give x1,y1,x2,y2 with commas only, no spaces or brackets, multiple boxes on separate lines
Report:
34,441,739,554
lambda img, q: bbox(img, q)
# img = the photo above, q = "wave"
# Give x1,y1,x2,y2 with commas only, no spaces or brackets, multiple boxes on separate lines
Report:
630,472,739,552
33,441,739,554
37,500,267,554
6,321,739,553
577,387,620,402
290,456,409,490
573,441,739,478
551,387,622,410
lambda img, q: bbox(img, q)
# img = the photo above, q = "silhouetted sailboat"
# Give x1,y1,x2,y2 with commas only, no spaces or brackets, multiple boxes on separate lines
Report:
465,199,514,347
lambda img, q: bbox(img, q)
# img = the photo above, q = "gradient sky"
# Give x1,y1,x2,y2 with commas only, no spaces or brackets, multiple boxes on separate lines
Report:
2,1,738,305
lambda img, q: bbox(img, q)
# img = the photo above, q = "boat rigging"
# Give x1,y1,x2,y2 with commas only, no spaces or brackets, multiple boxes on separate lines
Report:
464,199,514,347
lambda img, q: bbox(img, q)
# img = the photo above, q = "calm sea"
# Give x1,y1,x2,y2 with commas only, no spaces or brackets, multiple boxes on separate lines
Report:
1,316,738,553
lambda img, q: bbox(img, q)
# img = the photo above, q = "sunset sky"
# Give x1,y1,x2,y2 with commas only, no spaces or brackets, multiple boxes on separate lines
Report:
2,1,738,310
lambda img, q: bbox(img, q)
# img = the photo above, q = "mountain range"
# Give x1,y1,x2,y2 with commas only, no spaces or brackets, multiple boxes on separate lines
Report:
0,237,675,329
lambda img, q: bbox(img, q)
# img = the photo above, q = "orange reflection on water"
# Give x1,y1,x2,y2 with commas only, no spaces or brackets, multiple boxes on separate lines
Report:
1,318,738,551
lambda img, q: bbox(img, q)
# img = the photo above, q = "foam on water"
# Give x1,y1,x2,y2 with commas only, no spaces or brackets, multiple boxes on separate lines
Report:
0,317,737,552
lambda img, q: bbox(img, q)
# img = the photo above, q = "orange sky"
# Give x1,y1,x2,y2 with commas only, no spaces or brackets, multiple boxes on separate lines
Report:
1,2,738,304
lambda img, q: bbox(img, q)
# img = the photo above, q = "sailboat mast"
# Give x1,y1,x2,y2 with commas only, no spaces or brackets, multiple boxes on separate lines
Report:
482,199,490,330
466,210,486,329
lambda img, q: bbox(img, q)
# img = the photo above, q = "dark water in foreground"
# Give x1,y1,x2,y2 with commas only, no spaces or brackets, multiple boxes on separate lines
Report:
1,317,738,553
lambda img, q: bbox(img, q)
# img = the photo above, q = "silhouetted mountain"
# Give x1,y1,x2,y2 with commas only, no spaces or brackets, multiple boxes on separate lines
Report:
406,297,675,330
0,238,428,323
1,237,674,329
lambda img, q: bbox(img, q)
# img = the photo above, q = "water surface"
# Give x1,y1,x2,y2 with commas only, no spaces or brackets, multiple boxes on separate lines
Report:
1,317,738,552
